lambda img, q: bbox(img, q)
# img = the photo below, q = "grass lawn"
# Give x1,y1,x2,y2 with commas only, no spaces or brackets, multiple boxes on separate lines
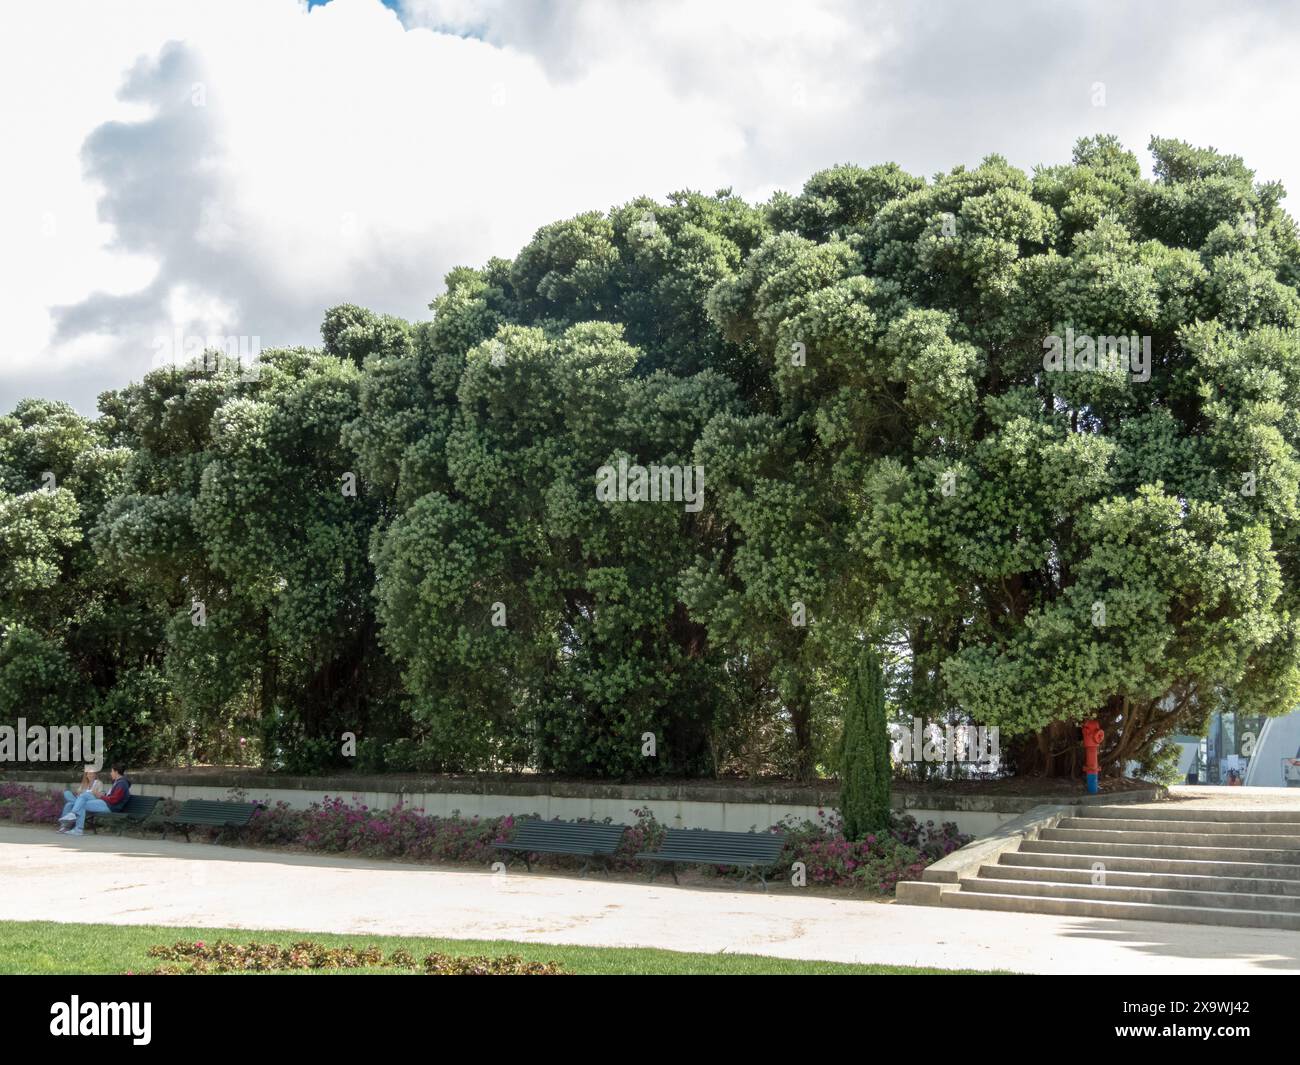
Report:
0,920,994,975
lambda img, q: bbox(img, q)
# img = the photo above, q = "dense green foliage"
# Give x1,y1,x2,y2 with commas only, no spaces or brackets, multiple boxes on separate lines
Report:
5,136,1300,779
841,647,892,837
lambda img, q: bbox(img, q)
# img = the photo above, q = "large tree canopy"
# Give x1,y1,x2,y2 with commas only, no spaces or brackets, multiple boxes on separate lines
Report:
92,345,407,771
6,135,1300,780
705,137,1300,775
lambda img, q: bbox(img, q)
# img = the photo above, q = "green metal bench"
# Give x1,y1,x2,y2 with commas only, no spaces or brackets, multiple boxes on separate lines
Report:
86,794,162,835
164,799,263,842
636,829,787,889
495,819,627,875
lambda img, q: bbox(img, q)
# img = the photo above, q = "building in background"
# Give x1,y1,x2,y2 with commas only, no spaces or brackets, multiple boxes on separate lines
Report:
1181,708,1300,787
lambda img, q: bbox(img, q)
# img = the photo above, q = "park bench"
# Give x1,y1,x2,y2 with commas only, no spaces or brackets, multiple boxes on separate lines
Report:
86,794,162,835
163,799,264,842
636,828,787,889
495,819,627,875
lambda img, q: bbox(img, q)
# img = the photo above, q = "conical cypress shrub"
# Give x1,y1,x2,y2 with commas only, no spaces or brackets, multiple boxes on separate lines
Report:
840,645,892,839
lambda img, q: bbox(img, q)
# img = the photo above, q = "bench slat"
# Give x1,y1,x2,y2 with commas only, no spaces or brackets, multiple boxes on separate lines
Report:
86,794,162,831
170,799,262,827
635,828,786,870
497,819,627,858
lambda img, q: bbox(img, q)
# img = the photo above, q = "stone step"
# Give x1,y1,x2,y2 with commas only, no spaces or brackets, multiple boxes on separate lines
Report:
1020,837,1300,865
1042,826,1300,850
999,848,1300,880
942,887,1300,930
965,873,1300,912
1074,805,1300,825
1058,815,1300,838
983,861,1300,897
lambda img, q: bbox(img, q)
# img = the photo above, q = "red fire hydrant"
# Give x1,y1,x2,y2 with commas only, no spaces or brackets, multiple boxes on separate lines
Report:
1082,719,1104,795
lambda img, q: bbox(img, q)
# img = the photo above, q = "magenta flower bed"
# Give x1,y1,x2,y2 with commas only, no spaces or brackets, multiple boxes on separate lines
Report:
242,797,663,869
773,809,968,892
273,795,509,863
0,782,64,822
0,783,968,894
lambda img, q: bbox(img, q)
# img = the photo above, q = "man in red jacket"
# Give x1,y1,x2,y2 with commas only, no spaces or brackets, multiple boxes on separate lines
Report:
58,764,130,836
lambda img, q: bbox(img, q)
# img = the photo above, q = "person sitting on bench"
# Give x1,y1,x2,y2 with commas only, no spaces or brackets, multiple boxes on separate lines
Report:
56,769,104,833
58,764,130,837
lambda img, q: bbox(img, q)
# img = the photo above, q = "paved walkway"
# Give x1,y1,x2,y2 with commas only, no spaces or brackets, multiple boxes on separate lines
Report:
1161,784,1300,808
2,824,1298,973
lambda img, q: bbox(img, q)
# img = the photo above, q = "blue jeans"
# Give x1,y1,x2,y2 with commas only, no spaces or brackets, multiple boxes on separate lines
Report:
64,791,109,831
60,789,97,819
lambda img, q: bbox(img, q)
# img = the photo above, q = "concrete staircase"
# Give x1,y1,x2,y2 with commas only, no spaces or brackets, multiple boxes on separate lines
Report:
942,804,1300,929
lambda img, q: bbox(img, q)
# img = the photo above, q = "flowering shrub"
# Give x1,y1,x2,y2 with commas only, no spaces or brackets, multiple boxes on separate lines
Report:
0,782,968,894
773,809,970,893
141,939,565,975
241,796,512,864
0,783,64,823
617,807,666,864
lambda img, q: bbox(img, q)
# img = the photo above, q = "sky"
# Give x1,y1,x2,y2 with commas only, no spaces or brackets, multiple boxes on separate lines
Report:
3,0,1299,414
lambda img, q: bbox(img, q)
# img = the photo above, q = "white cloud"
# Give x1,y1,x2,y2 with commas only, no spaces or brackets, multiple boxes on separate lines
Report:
2,0,1299,412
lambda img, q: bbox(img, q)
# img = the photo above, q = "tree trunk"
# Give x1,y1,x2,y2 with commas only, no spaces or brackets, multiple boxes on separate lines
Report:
790,688,814,781
259,614,277,770
1008,719,1081,777
1009,696,1166,778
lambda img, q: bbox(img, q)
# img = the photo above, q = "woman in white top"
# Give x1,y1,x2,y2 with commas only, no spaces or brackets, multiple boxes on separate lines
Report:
57,770,103,832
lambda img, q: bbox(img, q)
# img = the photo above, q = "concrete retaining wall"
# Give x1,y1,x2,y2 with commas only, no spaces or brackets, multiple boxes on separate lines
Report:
1,769,1163,836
